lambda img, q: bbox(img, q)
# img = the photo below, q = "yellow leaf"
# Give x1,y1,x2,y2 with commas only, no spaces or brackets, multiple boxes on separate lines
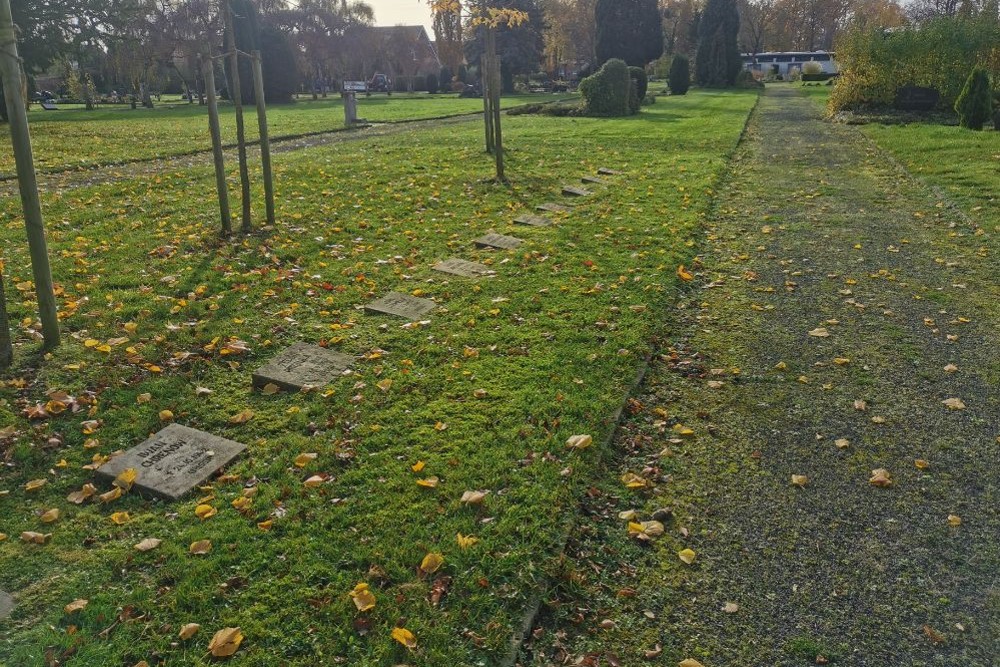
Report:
207,627,243,658
349,582,376,612
833,357,851,366
942,398,966,411
257,519,273,531
620,472,648,489
808,327,831,338
391,626,417,649
231,496,252,511
303,475,325,487
915,459,930,470
434,421,448,431
869,468,893,488
456,533,479,550
190,539,212,555
460,489,488,504
99,486,123,504
672,423,695,437
679,660,706,667
835,438,850,450
677,265,694,281
159,410,174,422
420,552,444,574
678,548,697,565
627,521,665,540
228,409,254,424
110,512,131,525
136,393,152,404
294,452,318,468
0,533,6,541
64,599,88,614
134,538,162,552
25,478,47,492
114,468,137,491
947,514,962,527
20,531,52,544
261,383,281,395
566,434,593,450
791,475,809,488
376,379,393,392
195,505,217,520
416,476,439,488
179,623,201,640
40,508,60,523
411,460,426,473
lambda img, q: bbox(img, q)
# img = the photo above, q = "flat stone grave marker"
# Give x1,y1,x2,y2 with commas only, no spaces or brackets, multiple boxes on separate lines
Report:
473,232,523,250
365,292,437,319
536,203,571,214
597,168,621,175
0,591,13,620
514,214,551,227
581,176,607,185
433,258,496,278
96,424,247,501
562,186,591,197
252,342,353,392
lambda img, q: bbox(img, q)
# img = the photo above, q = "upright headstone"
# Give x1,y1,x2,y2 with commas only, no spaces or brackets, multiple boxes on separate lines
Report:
473,233,523,250
252,342,353,392
365,292,437,319
514,214,551,227
0,591,13,620
536,203,571,214
562,186,591,197
893,85,940,112
95,424,247,500
432,258,496,278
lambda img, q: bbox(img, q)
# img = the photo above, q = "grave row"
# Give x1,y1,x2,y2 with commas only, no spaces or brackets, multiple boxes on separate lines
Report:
92,170,621,501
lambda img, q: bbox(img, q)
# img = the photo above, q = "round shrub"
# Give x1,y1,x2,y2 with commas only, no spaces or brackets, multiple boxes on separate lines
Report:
669,54,690,95
629,66,648,100
425,73,439,94
955,67,992,130
580,58,633,116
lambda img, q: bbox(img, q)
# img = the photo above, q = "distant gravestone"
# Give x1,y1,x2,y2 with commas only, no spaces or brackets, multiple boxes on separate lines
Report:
474,232,523,250
514,214,551,227
40,102,59,111
365,292,437,319
581,176,607,185
562,186,591,197
95,424,246,500
0,591,13,620
894,85,939,111
433,258,496,278
597,168,621,175
536,203,571,214
252,342,353,392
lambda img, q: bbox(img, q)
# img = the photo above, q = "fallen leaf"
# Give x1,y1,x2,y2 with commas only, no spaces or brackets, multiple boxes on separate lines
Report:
791,474,809,488
24,478,47,492
835,438,850,450
620,472,648,489
679,659,706,667
303,475,325,487
136,393,152,404
40,508,60,523
922,624,945,644
677,265,694,281
391,626,417,649
348,582,376,611
943,364,958,373
460,489,489,504
64,599,88,614
261,383,281,395
566,434,593,450
229,409,255,424
195,505,217,520
376,379,393,392
99,487,123,504
114,468,137,491
158,410,174,422
915,459,930,470
947,514,962,527
110,512,130,525
179,623,201,640
416,476,439,488
457,533,479,549
808,327,831,338
678,548,697,565
869,468,893,487
208,627,243,658
942,398,966,411
411,460,426,473
134,538,162,552
854,400,867,411
420,552,444,574
294,452,318,468
723,602,739,613
190,539,212,555
627,520,665,541
21,531,52,544
66,484,97,504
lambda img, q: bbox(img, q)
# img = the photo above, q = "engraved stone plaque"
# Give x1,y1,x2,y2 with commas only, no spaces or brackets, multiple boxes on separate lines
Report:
0,591,13,620
562,186,591,197
95,424,247,500
432,258,496,278
365,292,437,319
514,214,551,227
597,167,621,175
536,203,571,214
581,176,607,185
473,233,523,250
252,342,353,392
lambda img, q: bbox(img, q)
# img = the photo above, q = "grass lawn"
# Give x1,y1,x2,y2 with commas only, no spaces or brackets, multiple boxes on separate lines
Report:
0,88,758,666
1,93,566,178
797,84,1000,225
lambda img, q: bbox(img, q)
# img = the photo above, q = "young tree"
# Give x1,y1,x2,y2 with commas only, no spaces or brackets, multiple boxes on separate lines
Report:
669,53,691,93
595,0,664,67
955,67,992,130
696,0,741,86
433,0,464,71
465,0,544,94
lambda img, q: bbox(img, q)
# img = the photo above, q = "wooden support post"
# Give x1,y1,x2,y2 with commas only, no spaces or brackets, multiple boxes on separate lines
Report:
488,28,504,181
251,50,275,227
201,53,232,236
224,0,252,234
0,0,60,350
0,268,11,368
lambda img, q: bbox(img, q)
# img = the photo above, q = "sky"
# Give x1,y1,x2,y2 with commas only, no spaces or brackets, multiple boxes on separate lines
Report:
366,0,436,32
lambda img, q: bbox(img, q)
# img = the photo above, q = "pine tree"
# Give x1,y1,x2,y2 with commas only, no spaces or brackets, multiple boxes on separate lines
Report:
695,0,740,87
595,0,664,67
955,68,992,130
669,54,690,95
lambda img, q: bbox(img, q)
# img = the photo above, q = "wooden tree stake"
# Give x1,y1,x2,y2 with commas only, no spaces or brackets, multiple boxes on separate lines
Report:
201,53,232,236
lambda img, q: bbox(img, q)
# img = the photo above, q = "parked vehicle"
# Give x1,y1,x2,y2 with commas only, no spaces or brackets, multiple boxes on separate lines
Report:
366,73,392,96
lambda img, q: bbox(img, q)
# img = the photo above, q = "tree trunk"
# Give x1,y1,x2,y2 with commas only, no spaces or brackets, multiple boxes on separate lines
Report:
224,0,253,234
202,53,232,237
0,0,60,350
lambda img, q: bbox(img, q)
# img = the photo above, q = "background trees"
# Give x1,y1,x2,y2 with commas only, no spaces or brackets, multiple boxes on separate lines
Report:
594,0,664,66
696,0,741,85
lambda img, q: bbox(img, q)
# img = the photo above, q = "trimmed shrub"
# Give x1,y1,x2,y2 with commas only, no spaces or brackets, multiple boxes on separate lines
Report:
457,64,468,83
802,61,824,76
629,66,648,100
669,54,690,95
580,58,632,116
955,67,992,130
439,66,452,90
260,25,299,104
425,73,439,94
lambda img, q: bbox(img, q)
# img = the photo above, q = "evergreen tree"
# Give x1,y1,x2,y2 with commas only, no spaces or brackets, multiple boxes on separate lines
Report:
259,24,299,103
954,67,992,130
695,0,740,87
223,0,260,104
669,54,690,94
595,0,664,67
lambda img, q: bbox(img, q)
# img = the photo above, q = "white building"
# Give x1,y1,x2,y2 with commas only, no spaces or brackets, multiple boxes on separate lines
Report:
742,51,839,76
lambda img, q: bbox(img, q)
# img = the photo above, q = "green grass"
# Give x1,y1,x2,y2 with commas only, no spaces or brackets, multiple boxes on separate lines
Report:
2,93,567,177
796,83,1000,224
0,89,759,666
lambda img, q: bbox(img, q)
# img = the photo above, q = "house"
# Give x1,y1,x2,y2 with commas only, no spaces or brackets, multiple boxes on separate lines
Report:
742,51,839,77
350,26,441,90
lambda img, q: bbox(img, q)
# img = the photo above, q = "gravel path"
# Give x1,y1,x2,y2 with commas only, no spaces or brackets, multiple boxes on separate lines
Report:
523,86,1000,667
